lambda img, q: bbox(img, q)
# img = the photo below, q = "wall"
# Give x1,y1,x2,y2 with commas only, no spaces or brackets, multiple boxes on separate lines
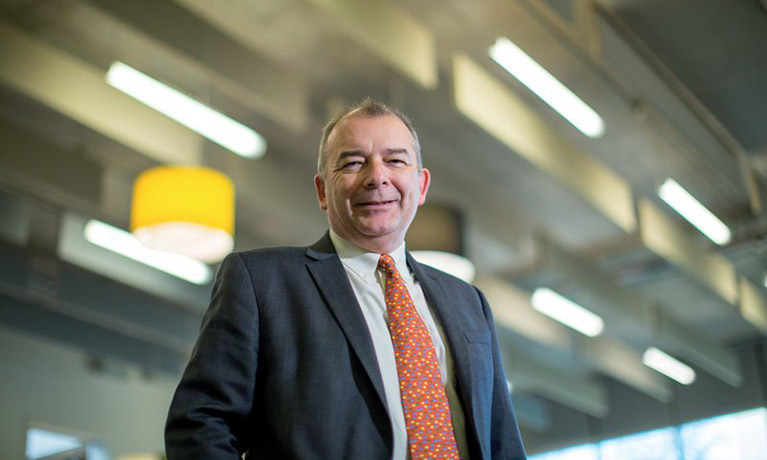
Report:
0,326,180,459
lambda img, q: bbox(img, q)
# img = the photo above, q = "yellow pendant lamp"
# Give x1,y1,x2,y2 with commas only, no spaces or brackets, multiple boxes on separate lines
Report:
131,166,234,263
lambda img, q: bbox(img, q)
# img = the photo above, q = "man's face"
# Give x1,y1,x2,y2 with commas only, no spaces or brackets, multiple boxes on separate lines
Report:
314,113,430,253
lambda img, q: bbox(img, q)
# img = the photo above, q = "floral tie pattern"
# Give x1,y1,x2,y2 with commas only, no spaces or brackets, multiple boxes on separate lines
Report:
378,254,459,459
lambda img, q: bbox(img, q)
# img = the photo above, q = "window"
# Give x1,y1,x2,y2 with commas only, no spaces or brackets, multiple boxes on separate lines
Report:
680,407,767,460
26,427,109,460
529,444,599,460
529,407,767,460
600,427,679,460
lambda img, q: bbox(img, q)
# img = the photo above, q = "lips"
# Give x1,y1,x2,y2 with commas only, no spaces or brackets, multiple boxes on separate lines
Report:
355,198,398,208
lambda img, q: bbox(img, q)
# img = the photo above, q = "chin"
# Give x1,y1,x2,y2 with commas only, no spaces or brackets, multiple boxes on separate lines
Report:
358,229,393,239
355,220,397,235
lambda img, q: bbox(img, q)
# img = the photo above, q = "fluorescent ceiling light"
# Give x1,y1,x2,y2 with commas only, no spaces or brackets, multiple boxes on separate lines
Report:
106,61,266,158
658,178,731,245
411,250,476,282
489,37,605,138
84,219,212,285
643,347,696,385
531,288,604,337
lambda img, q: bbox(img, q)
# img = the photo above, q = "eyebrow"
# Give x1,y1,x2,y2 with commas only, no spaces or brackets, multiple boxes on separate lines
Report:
383,148,409,155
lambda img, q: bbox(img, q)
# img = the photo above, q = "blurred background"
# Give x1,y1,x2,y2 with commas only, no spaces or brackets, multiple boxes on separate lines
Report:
1,0,766,458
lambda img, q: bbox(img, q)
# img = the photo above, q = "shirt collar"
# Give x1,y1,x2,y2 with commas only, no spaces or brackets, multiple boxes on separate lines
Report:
329,229,412,283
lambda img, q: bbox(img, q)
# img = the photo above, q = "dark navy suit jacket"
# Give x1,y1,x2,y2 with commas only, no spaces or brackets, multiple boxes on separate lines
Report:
165,233,526,459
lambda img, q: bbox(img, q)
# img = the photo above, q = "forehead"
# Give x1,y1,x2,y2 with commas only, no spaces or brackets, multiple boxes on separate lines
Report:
327,114,415,154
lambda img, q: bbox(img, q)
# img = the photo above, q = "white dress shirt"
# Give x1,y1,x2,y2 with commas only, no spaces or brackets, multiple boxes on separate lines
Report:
329,230,469,460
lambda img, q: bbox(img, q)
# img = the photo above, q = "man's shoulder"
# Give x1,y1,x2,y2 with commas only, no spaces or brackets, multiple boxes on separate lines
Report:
221,233,336,275
219,245,317,284
233,244,311,264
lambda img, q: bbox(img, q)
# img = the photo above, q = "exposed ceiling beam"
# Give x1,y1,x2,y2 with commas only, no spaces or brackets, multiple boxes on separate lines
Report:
0,21,203,166
305,0,438,89
535,233,743,386
451,48,765,346
576,334,671,402
739,278,767,335
88,0,310,132
476,276,572,351
638,199,738,306
594,4,749,202
452,52,636,234
0,241,199,353
505,348,608,418
0,292,187,375
0,192,30,246
0,121,103,212
58,211,211,310
476,276,670,402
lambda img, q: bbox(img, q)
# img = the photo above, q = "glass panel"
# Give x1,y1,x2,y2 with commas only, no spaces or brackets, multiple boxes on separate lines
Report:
26,427,84,459
600,427,680,460
680,407,767,460
86,442,111,460
529,444,599,460
530,407,767,460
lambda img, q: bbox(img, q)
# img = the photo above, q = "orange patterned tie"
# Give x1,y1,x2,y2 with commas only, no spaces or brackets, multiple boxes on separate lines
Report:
378,254,459,460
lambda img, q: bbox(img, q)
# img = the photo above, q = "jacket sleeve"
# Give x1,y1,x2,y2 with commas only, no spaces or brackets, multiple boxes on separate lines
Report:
476,287,528,459
165,252,259,459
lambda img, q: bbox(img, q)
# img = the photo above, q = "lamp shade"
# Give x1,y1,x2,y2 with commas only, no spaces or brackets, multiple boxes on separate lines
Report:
131,166,234,263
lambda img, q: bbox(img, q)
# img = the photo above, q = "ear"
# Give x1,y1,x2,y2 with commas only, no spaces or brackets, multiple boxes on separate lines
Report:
417,168,431,206
314,174,328,210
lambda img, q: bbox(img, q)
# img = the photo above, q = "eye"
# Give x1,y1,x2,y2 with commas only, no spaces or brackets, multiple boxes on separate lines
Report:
387,156,409,166
341,160,363,169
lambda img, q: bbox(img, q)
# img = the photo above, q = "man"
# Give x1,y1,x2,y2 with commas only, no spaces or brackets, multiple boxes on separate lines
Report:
165,99,526,459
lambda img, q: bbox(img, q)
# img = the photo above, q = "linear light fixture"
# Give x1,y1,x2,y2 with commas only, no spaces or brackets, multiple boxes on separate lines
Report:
531,288,604,337
106,61,266,158
84,219,212,285
489,37,605,138
658,178,731,245
643,347,696,385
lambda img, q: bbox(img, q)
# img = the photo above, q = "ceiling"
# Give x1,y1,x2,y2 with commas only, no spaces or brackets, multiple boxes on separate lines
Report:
0,0,766,452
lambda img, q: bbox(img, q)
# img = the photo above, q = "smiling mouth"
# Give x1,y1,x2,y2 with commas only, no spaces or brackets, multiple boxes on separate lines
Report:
356,199,397,207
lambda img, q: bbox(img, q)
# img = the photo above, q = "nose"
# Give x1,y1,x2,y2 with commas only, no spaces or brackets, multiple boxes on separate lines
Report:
363,159,388,188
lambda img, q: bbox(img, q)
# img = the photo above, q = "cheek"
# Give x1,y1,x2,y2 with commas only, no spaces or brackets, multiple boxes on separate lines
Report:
328,188,351,211
402,181,421,202
334,181,357,202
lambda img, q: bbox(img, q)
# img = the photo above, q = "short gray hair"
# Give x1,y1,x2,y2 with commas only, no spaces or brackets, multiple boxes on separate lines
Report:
317,98,422,179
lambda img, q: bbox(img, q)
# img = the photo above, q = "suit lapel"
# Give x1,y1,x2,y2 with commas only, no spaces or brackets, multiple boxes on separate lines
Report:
306,234,389,414
407,253,485,451
305,237,485,452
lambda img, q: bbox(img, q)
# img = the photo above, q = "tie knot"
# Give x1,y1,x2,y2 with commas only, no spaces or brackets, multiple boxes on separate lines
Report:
377,254,397,277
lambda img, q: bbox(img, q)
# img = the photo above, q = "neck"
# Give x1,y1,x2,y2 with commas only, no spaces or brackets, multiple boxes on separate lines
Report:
331,228,404,254
355,239,402,255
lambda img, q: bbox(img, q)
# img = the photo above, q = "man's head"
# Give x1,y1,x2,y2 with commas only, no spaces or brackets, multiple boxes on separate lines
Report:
317,99,422,179
314,99,430,253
